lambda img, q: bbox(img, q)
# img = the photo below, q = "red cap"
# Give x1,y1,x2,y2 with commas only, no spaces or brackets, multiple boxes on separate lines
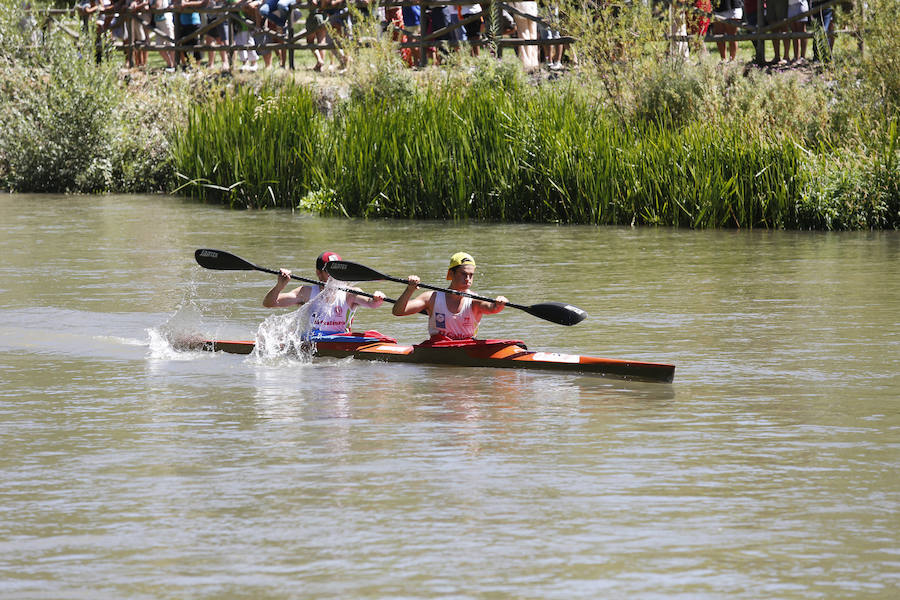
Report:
316,251,341,271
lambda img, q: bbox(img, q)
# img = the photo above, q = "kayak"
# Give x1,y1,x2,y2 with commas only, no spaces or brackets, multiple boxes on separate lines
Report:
190,332,675,383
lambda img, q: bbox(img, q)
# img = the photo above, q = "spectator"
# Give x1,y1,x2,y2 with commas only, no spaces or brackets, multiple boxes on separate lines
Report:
810,0,834,62
383,0,403,43
537,0,560,67
324,0,351,70
787,0,808,62
687,0,712,48
401,3,421,66
256,0,289,68
97,0,131,49
304,0,348,71
305,0,327,71
712,0,743,61
766,0,788,63
424,4,454,65
670,0,689,58
148,0,176,71
380,3,414,67
743,0,764,58
204,0,230,69
76,0,107,63
228,0,259,71
509,1,540,71
174,0,204,66
126,0,150,67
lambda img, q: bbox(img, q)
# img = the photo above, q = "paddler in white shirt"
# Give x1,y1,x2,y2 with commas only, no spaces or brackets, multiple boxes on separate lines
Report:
392,252,508,341
263,251,386,336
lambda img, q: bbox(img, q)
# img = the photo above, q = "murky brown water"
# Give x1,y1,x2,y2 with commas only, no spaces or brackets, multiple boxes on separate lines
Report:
1,194,898,598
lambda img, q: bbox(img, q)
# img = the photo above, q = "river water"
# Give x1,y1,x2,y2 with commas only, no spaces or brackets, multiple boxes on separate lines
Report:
1,194,898,599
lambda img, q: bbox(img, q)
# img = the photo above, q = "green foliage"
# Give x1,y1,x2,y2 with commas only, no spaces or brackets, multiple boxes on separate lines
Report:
0,1,186,193
797,119,900,229
0,35,121,192
174,78,809,227
1,0,896,229
170,84,323,207
839,0,900,117
348,63,418,105
632,58,708,128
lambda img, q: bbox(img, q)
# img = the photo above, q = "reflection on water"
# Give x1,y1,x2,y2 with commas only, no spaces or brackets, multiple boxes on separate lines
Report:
1,195,898,599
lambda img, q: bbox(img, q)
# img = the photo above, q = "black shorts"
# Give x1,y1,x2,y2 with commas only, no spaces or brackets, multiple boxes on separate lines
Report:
463,17,482,40
207,22,228,41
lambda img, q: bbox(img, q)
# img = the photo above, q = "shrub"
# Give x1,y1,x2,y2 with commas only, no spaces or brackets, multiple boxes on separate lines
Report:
0,38,121,192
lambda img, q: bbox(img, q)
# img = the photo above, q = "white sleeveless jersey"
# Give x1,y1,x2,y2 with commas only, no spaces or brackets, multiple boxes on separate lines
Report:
308,286,355,334
428,292,480,339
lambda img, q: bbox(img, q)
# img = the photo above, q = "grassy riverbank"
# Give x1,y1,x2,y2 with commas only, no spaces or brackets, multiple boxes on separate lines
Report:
1,0,898,229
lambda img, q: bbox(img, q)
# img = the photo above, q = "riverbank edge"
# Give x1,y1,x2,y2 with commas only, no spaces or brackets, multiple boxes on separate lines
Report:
1,38,898,229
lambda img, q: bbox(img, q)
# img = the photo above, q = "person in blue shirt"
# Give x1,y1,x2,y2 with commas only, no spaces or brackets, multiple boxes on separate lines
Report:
174,0,204,66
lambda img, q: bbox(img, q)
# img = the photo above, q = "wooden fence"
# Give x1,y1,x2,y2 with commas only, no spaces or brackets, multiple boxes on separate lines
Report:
28,0,853,70
670,0,854,63
53,1,576,69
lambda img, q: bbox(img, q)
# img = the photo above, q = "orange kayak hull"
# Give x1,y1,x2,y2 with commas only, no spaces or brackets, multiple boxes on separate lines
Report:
193,336,674,383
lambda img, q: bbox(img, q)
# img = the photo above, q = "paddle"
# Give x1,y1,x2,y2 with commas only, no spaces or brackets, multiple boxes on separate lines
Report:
194,248,393,305
324,260,588,326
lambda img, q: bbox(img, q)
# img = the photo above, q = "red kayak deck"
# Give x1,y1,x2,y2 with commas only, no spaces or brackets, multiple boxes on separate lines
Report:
192,335,675,383
196,331,397,357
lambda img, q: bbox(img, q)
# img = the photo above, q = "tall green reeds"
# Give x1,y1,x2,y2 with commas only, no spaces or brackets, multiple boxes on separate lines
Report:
171,85,323,207
172,79,808,227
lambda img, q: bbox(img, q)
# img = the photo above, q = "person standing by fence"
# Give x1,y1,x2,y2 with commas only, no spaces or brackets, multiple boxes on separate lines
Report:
150,0,176,70
509,1,540,70
811,0,835,61
712,0,743,61
174,0,204,66
767,0,789,63
787,0,809,62
126,0,150,67
228,0,259,71
743,0,763,59
401,3,421,65
204,0,229,69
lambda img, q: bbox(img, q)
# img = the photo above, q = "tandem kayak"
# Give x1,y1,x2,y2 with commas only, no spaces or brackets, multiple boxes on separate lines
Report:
189,332,675,383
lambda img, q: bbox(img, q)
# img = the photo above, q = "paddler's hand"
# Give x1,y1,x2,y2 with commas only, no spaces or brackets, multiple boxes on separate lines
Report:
491,296,508,313
405,275,420,290
371,291,385,308
275,268,291,290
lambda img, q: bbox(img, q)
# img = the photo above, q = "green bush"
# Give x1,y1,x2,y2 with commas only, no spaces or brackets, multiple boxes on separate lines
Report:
798,121,900,229
0,42,121,192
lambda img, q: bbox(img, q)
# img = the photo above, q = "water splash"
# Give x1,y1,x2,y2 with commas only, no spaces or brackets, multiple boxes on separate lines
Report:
147,278,215,358
147,327,204,360
251,278,348,363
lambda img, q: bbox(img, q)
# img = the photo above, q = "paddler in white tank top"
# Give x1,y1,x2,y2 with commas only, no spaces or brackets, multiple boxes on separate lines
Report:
262,251,386,335
391,251,508,341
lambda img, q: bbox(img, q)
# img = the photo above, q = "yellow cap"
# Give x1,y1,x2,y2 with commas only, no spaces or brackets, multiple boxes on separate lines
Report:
448,252,476,270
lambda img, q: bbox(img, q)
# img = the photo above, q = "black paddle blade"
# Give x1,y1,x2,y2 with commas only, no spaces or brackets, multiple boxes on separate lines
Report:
525,302,588,326
195,249,257,271
324,260,388,282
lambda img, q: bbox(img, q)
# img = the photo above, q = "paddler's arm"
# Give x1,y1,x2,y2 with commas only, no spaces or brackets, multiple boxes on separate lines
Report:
349,288,385,309
262,269,310,308
392,276,431,316
473,296,508,316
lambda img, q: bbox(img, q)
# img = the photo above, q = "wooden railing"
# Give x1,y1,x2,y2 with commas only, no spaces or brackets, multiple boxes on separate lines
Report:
27,1,854,70
54,1,577,69
669,0,853,63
